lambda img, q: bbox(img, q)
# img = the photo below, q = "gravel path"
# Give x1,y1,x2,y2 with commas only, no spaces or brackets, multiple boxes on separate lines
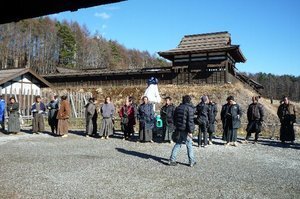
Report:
0,131,299,199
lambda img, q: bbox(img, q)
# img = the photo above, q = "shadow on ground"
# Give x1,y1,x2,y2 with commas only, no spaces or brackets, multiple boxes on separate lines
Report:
115,147,190,166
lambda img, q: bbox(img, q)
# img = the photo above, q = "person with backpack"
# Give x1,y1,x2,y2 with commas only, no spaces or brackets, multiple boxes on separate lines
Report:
85,97,98,137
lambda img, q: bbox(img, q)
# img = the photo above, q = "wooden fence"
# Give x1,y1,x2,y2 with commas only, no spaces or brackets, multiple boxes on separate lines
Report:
1,87,92,120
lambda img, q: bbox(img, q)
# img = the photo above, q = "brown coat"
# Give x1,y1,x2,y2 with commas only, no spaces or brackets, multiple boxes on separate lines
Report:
56,100,71,136
57,100,71,120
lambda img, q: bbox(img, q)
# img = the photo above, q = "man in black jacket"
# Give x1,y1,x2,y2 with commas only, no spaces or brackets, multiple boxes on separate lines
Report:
244,96,264,144
221,96,242,147
169,95,196,167
195,95,209,147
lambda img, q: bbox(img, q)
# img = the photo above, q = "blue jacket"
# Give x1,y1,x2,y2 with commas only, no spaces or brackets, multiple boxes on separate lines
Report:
0,99,5,122
31,102,46,114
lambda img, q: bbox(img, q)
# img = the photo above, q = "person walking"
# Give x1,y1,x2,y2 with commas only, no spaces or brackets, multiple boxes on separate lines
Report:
160,97,176,143
137,96,155,142
56,95,71,138
85,97,98,137
47,95,59,135
195,95,210,147
0,95,5,132
31,96,46,134
207,98,218,145
277,96,296,144
119,97,136,140
244,96,264,144
169,95,196,167
6,96,20,134
221,96,242,147
99,96,115,139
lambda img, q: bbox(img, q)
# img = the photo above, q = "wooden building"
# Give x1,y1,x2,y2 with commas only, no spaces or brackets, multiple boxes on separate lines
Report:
0,68,52,116
158,31,246,84
43,31,263,92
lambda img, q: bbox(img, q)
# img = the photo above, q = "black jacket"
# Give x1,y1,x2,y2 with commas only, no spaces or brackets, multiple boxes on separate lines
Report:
208,102,218,124
221,103,242,129
247,102,264,122
160,104,176,125
174,102,195,133
195,102,209,124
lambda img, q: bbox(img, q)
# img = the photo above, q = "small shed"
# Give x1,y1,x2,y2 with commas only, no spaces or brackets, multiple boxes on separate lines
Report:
0,68,52,116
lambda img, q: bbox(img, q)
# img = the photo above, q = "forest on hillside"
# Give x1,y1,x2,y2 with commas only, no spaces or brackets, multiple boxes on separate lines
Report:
0,17,169,74
0,18,299,101
246,73,300,102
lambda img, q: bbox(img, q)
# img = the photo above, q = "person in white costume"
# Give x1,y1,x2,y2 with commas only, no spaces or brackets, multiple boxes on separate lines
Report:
143,77,161,112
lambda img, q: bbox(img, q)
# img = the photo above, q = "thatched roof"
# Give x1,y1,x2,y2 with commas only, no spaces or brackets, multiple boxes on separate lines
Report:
158,31,246,63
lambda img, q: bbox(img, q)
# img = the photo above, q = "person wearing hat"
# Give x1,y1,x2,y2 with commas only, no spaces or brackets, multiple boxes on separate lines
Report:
243,96,264,144
195,95,210,147
6,96,20,134
0,95,5,132
85,97,98,137
221,96,242,147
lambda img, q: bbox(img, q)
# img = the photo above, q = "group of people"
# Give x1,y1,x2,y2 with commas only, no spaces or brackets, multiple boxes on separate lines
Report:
0,93,297,166
0,94,71,138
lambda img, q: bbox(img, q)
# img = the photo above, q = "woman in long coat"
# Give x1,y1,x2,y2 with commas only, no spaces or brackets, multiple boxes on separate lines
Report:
56,95,71,137
138,96,155,142
99,96,115,139
221,96,242,147
7,96,20,134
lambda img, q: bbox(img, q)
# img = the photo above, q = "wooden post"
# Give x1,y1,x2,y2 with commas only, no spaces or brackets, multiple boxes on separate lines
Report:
70,93,78,118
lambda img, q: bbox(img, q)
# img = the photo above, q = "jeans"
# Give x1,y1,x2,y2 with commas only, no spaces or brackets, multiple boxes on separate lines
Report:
170,134,195,164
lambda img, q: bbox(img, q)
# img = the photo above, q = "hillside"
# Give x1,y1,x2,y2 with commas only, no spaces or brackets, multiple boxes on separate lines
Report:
52,82,299,138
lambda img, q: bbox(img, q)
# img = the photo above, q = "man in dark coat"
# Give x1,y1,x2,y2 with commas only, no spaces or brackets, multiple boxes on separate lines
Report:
47,95,59,134
85,97,98,137
244,96,264,144
195,95,209,147
160,97,176,143
208,98,218,145
119,96,136,140
277,96,296,144
137,96,155,142
169,95,196,167
221,96,242,147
